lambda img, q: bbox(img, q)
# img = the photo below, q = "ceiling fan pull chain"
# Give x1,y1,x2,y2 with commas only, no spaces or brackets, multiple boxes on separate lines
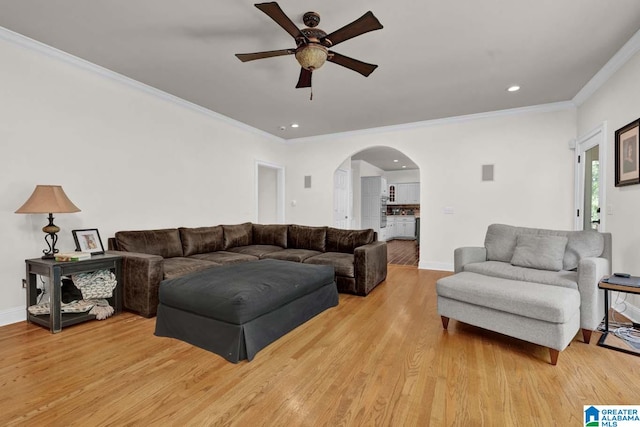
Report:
310,87,313,101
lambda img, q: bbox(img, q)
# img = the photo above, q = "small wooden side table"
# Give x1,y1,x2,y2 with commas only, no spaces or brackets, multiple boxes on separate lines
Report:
25,254,122,333
597,276,640,356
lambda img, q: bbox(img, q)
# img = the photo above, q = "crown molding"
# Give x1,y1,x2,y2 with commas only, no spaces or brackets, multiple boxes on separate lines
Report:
285,101,576,144
573,28,640,106
0,26,285,144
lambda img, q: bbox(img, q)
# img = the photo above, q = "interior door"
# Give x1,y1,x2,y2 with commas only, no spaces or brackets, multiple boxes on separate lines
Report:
575,124,607,231
333,169,350,229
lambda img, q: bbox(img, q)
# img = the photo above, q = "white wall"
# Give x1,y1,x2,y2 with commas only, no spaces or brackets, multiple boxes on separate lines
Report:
577,49,640,319
385,169,420,184
286,107,577,270
0,35,284,322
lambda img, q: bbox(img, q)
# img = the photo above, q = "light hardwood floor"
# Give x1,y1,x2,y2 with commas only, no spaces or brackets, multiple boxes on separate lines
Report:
1,266,639,426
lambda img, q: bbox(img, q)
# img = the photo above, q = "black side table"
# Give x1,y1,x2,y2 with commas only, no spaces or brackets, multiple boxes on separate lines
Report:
25,253,122,333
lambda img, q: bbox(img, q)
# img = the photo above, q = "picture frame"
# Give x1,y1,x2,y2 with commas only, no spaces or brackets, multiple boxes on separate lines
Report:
72,228,105,254
615,118,640,187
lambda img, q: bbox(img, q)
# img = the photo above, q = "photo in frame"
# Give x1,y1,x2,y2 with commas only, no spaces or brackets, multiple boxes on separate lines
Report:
72,228,105,254
615,118,640,187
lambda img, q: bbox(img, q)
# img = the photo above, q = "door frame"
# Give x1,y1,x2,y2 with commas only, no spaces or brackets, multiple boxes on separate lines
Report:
255,160,285,224
574,122,607,231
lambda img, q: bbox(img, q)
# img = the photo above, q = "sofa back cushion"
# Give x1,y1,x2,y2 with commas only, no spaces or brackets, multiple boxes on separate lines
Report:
222,222,253,249
326,227,375,253
179,226,224,256
253,224,288,248
115,228,183,258
510,235,568,271
288,225,327,252
485,224,605,270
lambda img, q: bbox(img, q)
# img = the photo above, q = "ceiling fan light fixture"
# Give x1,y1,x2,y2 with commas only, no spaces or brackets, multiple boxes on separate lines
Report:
295,44,328,71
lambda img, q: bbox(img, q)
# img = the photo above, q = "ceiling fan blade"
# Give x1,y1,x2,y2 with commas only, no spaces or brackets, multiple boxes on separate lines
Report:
296,68,312,88
321,11,383,47
328,52,378,77
255,2,307,41
235,49,294,62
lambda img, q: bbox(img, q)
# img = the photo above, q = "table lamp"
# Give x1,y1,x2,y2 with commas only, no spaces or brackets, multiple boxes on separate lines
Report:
15,185,81,259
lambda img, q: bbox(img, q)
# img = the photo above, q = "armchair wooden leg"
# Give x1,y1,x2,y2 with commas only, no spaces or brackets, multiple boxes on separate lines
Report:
441,316,449,330
549,348,559,366
582,328,592,344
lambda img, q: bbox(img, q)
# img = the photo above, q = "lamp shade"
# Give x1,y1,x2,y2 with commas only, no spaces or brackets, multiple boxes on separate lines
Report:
15,185,81,214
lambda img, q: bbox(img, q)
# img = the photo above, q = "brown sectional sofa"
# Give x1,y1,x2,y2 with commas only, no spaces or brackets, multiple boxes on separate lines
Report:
108,223,388,317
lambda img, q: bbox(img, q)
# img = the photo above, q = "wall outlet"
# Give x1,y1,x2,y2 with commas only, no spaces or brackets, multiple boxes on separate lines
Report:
22,279,27,288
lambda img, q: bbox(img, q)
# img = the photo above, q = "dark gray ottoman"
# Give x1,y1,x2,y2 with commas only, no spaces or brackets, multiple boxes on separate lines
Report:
154,259,338,362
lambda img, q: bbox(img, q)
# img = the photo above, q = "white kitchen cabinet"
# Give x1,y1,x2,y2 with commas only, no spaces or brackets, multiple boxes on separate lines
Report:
395,216,416,239
390,182,420,204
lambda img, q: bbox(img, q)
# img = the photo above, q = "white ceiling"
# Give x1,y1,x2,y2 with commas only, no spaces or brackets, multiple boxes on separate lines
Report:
1,1,640,140
352,147,418,171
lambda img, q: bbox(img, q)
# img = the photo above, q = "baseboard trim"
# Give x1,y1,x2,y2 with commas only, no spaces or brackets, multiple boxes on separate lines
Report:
418,261,453,272
0,305,26,327
613,298,640,324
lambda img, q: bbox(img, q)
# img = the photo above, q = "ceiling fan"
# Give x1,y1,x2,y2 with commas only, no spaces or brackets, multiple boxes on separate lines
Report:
235,2,383,97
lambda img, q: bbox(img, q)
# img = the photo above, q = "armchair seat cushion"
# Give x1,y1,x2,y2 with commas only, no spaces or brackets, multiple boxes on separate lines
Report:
163,257,219,280
437,272,580,324
463,261,578,289
261,249,321,262
305,252,355,278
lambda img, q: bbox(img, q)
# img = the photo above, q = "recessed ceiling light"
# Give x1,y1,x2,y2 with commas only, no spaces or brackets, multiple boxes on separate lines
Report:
507,85,520,92
393,159,399,163
279,126,286,131
291,123,299,128
402,165,407,169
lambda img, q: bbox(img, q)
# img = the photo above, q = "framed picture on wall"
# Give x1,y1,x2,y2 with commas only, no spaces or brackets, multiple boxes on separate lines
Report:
72,228,105,254
615,118,640,187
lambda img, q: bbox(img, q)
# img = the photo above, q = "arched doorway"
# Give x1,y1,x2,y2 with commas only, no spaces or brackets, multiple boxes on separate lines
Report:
333,146,420,266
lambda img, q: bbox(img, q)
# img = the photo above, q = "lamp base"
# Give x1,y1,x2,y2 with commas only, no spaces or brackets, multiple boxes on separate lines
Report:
42,213,59,259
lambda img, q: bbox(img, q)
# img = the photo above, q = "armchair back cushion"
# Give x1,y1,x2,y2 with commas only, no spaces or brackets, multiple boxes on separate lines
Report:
510,235,568,271
288,225,327,252
179,226,224,256
326,227,375,254
485,224,605,270
222,222,253,250
252,224,288,248
115,228,183,258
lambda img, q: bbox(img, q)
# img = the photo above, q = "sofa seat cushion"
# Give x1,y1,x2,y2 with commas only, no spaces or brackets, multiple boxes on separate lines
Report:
463,261,578,289
261,249,321,262
304,252,355,278
228,245,284,258
436,272,580,323
163,257,220,280
190,251,259,265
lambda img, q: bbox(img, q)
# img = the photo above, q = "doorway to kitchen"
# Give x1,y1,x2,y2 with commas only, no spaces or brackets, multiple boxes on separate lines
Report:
333,146,421,266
